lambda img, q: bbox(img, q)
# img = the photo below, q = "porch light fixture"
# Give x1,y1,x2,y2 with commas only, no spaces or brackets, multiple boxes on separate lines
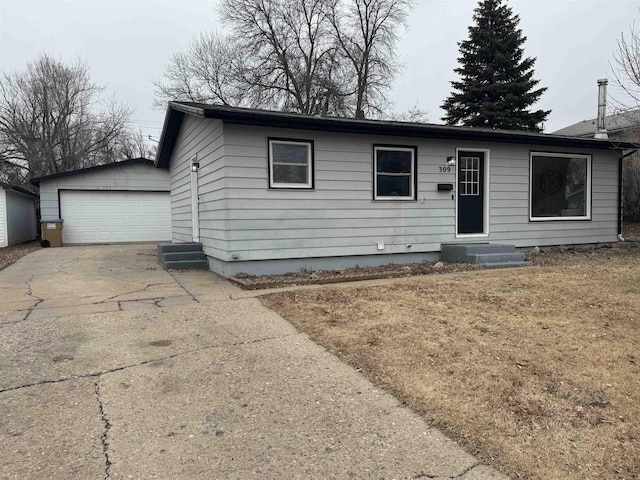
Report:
191,162,199,172
446,156,456,166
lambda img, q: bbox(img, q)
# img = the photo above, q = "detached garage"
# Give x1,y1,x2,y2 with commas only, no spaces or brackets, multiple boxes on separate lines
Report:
0,183,38,248
31,158,170,244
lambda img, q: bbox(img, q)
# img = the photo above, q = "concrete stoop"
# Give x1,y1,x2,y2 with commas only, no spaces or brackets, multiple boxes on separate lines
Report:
441,243,529,268
157,242,209,270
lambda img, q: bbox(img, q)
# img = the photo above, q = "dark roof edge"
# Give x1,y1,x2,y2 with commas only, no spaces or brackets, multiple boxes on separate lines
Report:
0,182,38,198
30,158,153,186
154,103,640,169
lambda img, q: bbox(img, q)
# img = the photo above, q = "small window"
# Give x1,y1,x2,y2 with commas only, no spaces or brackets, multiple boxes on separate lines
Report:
530,152,591,220
268,138,314,189
374,146,417,200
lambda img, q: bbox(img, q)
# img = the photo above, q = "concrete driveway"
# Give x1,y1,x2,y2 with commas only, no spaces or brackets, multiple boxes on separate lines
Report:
0,245,507,479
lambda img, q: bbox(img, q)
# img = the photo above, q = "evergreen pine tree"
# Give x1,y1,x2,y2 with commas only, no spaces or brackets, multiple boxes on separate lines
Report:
441,0,550,131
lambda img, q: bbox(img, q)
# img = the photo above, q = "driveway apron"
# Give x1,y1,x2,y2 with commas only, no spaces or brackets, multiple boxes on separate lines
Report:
0,245,507,479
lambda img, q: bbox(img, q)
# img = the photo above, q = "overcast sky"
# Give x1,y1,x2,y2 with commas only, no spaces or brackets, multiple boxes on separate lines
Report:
1,0,638,141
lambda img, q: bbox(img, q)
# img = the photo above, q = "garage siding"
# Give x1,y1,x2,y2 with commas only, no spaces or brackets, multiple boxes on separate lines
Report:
39,162,170,220
0,189,6,247
6,190,37,246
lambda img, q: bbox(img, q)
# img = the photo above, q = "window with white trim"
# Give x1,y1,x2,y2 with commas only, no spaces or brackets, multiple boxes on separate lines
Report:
530,152,591,220
268,138,314,189
374,146,417,200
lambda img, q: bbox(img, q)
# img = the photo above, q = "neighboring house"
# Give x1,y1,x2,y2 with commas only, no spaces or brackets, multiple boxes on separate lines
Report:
554,109,640,141
30,158,171,244
0,183,38,248
154,102,639,276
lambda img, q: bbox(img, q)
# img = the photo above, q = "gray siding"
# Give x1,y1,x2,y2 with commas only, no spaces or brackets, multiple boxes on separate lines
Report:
218,123,619,263
168,116,226,256
0,190,6,247
39,163,169,220
6,190,36,246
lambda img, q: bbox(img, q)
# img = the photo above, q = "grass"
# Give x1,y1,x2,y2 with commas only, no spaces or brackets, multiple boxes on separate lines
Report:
262,247,640,479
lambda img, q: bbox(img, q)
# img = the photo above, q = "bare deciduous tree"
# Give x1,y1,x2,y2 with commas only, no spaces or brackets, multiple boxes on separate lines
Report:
612,22,640,109
327,0,412,118
611,24,640,222
154,0,413,119
153,32,246,108
219,0,345,114
0,54,134,188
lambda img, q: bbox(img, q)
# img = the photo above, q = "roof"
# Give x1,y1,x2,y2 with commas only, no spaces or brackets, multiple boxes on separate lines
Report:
0,183,38,198
553,110,640,137
30,158,153,187
155,102,640,169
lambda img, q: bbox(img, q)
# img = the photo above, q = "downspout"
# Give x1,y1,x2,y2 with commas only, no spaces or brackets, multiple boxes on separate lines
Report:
618,148,639,241
619,155,624,241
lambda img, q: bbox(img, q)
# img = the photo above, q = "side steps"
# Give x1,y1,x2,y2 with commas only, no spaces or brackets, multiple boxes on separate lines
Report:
157,242,208,270
441,243,528,268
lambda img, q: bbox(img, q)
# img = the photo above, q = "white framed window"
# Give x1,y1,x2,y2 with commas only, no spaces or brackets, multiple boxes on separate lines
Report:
373,145,417,201
268,138,314,189
530,152,591,221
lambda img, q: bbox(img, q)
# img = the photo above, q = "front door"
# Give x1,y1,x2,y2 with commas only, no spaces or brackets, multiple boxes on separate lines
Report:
457,151,485,235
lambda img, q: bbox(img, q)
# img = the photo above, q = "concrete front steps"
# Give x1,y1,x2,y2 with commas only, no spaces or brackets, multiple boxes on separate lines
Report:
157,242,209,270
440,243,528,268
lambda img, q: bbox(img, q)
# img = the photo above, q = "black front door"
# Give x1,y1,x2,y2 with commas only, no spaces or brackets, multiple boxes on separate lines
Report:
457,151,485,234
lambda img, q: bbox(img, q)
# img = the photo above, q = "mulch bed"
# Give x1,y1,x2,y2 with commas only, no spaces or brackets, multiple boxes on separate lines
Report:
0,241,41,271
230,260,486,290
230,240,640,290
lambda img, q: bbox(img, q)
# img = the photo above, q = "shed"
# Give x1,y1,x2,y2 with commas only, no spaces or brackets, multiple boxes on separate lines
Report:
0,183,38,248
31,158,171,244
154,102,640,276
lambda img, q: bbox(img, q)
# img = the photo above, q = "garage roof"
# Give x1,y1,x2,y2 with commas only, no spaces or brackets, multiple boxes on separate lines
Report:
155,102,640,169
30,158,153,187
0,182,38,198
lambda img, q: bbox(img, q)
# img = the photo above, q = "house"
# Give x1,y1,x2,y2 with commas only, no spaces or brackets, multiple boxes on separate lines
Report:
553,109,640,141
30,158,171,244
154,102,639,276
0,183,38,248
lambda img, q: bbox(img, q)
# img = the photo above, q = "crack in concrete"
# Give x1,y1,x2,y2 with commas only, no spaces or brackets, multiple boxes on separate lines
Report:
19,275,45,323
94,378,112,480
0,333,295,394
98,282,175,305
448,462,480,479
0,309,31,325
167,271,200,304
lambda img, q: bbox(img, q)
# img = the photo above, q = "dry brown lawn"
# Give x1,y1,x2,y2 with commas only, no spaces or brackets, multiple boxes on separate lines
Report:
262,248,640,480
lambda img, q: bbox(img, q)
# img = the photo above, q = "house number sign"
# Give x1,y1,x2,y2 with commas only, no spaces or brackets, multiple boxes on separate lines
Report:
438,166,452,173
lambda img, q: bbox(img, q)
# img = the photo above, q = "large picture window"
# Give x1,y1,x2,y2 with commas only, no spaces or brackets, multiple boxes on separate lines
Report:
530,152,591,220
374,145,417,200
268,138,314,189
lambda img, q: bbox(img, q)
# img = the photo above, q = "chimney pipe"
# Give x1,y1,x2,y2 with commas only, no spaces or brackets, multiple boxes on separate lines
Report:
595,78,608,139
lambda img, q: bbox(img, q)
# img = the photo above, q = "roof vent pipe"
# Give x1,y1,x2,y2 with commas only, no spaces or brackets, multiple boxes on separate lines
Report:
595,78,609,139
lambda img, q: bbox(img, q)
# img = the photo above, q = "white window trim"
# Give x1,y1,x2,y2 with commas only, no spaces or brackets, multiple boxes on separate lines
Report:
269,139,313,189
529,152,592,222
373,146,416,201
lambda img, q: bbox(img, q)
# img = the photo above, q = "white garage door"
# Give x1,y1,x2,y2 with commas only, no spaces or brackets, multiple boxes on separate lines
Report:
60,190,171,244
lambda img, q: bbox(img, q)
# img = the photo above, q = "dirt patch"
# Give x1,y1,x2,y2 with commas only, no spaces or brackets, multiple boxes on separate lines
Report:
0,241,41,271
262,245,640,480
